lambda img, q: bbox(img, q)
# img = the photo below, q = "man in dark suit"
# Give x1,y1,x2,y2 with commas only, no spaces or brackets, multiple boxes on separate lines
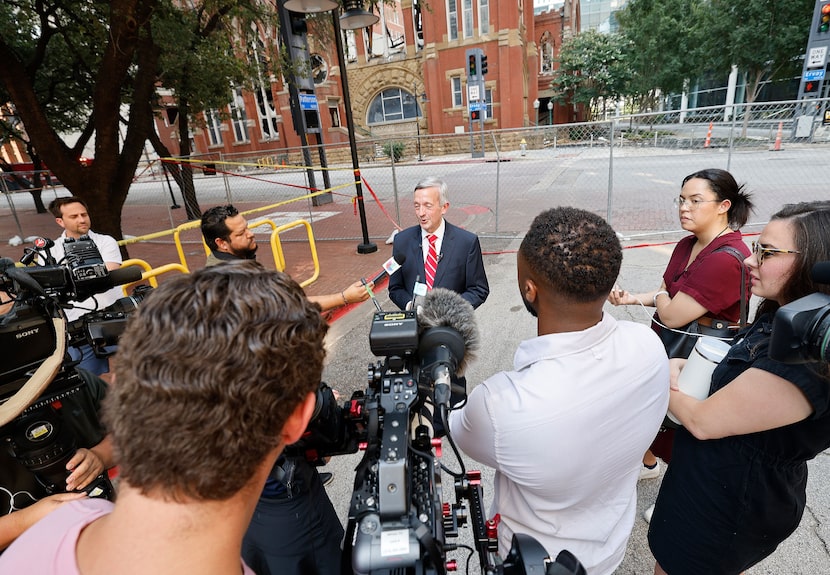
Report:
389,177,489,310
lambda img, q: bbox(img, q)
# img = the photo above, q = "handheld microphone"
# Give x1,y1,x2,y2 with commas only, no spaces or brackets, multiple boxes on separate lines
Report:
361,277,383,312
371,252,406,285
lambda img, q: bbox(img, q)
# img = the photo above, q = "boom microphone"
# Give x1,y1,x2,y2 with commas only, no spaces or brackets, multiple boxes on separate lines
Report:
107,266,144,288
418,287,480,376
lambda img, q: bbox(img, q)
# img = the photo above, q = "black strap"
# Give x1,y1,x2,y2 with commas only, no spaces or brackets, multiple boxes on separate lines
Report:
713,245,748,327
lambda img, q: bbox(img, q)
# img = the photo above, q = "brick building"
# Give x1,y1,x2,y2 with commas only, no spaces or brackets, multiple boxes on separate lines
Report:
153,0,582,158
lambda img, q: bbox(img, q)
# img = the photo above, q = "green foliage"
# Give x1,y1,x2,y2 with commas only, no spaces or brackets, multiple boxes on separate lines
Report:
701,0,813,102
618,0,707,102
382,141,405,162
551,30,633,119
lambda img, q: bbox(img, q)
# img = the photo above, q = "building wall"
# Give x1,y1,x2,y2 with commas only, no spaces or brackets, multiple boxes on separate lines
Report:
154,0,578,159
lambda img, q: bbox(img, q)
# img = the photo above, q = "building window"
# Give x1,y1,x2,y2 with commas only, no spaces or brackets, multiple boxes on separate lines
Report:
447,0,458,41
478,0,489,34
229,86,249,143
462,0,473,38
485,88,493,120
367,88,420,125
205,109,223,146
540,31,554,75
329,104,341,128
344,30,357,62
452,77,463,107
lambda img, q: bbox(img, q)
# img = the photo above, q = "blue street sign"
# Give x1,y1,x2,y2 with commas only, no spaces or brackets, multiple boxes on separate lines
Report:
298,93,319,111
804,69,826,81
469,101,486,112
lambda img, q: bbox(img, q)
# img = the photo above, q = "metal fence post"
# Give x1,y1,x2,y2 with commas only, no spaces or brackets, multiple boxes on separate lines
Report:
607,121,614,225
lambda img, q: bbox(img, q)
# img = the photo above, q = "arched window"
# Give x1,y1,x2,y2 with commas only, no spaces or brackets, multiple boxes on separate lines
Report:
367,88,421,125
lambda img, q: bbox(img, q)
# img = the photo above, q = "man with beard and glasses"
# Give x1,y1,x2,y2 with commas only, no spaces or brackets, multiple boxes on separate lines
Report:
449,207,669,575
200,204,369,575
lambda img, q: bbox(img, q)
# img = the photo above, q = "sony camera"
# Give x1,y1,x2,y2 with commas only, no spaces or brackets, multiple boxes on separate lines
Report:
0,237,144,499
770,262,830,364
289,289,585,575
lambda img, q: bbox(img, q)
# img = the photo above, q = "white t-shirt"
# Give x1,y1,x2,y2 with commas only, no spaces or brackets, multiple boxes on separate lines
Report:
52,230,124,322
449,313,669,575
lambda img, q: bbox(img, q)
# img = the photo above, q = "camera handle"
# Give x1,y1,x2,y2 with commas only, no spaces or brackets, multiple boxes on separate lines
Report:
0,316,65,427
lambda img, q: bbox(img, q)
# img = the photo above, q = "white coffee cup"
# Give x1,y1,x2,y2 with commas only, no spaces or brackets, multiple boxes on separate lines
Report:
667,336,732,425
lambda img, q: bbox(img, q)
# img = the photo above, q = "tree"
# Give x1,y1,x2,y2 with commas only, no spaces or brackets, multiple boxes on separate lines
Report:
550,30,633,120
703,0,812,107
617,0,707,112
0,1,161,243
0,1,281,240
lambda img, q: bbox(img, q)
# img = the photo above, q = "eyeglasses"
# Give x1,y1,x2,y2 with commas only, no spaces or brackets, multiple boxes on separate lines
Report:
673,196,721,209
751,241,801,266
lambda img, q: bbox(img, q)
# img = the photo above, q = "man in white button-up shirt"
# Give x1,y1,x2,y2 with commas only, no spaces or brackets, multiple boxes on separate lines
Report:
450,207,669,575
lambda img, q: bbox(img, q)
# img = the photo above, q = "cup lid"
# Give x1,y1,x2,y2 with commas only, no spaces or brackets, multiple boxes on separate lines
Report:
695,336,732,362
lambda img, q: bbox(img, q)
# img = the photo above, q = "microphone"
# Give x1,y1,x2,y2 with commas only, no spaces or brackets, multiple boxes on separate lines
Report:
107,265,144,287
812,261,830,285
418,288,479,390
370,252,406,285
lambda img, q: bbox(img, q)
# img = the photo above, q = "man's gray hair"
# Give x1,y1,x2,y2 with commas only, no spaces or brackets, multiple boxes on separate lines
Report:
414,177,449,205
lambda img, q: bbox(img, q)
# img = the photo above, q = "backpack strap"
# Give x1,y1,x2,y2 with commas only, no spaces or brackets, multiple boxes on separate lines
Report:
713,245,748,327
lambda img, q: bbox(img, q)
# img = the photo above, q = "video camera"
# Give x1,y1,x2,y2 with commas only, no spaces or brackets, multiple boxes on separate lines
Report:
770,262,830,364
288,288,585,575
0,236,144,499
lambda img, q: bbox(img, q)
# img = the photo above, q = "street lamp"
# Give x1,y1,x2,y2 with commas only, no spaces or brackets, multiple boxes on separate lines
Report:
547,100,553,125
533,98,540,127
279,0,378,253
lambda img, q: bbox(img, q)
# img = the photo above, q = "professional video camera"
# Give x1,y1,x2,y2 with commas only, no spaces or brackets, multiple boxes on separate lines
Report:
770,262,830,364
289,288,585,575
0,236,144,499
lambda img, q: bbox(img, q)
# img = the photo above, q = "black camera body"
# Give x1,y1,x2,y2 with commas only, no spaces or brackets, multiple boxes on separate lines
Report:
290,303,584,575
770,262,830,364
0,238,146,501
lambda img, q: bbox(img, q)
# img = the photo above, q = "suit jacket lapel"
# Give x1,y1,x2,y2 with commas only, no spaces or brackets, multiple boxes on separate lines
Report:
433,222,454,287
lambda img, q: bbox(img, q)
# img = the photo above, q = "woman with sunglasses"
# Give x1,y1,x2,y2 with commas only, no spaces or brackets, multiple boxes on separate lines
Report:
608,169,753,490
648,201,830,575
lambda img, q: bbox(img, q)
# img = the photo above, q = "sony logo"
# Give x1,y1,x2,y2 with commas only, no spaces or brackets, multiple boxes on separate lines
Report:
16,328,40,339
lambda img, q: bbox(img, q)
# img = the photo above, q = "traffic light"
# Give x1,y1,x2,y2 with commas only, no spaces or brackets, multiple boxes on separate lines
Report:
471,109,480,120
819,3,830,33
805,80,820,93
467,52,478,78
480,53,488,76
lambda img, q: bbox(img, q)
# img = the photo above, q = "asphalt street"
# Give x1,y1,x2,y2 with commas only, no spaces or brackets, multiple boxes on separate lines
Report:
319,236,830,574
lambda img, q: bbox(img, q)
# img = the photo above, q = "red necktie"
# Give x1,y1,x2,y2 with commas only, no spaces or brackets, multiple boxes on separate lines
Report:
425,234,438,290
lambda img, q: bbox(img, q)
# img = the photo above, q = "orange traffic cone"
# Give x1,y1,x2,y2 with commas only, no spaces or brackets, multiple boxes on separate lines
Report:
772,121,783,151
703,121,713,148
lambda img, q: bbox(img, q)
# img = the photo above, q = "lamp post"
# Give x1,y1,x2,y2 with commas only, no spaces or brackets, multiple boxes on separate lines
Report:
280,0,378,254
547,100,553,125
533,98,540,127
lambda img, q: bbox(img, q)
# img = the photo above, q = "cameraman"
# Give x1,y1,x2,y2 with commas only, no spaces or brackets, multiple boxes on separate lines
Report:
0,367,114,551
201,205,370,575
449,208,669,574
0,263,328,573
48,196,123,376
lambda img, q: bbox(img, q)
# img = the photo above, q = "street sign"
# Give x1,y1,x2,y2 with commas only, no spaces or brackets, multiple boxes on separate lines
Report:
468,84,480,102
298,93,318,111
804,68,826,81
469,101,486,112
808,46,828,68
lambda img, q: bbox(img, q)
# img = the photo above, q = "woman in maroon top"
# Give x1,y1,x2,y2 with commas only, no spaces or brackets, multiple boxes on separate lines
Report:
608,168,754,518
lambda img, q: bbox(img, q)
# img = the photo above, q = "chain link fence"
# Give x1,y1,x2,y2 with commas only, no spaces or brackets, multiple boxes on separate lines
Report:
4,98,829,248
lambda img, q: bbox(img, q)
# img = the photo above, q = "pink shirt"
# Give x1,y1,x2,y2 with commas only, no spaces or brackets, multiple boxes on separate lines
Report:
0,498,255,574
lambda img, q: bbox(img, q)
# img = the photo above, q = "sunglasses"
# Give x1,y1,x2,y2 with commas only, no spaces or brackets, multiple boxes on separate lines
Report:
751,241,800,266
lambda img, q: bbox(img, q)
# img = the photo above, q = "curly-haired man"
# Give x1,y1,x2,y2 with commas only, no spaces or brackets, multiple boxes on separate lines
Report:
449,207,669,574
0,261,328,574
